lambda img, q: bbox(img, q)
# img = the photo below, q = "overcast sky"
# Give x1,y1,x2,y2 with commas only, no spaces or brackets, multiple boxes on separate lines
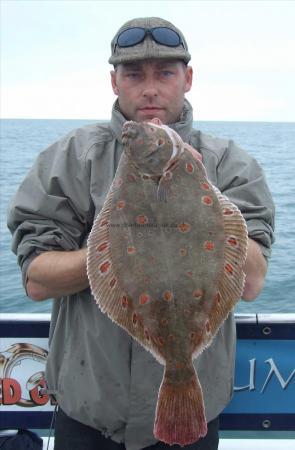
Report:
1,0,295,121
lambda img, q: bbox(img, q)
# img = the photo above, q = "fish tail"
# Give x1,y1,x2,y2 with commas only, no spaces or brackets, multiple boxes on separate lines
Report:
154,364,207,446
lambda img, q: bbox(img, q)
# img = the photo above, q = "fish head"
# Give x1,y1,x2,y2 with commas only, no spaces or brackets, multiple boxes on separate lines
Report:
122,121,181,176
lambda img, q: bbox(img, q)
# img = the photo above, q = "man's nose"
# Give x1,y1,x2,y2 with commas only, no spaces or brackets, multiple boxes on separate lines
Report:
142,78,158,98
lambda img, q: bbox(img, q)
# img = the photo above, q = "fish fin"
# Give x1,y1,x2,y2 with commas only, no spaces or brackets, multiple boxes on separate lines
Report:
157,178,168,202
87,189,153,351
157,177,171,202
154,363,207,446
87,191,131,327
208,186,248,335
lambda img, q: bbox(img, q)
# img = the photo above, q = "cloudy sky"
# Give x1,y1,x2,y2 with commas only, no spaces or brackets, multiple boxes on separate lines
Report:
1,0,295,121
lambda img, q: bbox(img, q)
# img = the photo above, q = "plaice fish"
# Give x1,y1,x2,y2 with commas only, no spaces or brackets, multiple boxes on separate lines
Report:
87,120,248,446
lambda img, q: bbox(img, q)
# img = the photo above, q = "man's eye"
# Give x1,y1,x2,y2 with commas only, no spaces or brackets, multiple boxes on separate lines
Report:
126,72,140,79
160,71,174,77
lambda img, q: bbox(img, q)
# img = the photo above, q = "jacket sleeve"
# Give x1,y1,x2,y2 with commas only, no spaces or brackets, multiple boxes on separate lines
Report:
7,130,95,283
216,140,275,261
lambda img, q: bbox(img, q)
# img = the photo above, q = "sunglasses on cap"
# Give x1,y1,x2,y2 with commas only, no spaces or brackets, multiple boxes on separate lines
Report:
115,27,185,49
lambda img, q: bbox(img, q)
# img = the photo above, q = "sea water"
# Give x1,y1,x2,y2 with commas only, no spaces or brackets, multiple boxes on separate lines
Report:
0,119,294,314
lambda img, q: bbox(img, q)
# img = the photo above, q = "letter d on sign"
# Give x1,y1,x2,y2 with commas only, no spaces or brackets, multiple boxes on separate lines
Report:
1,378,21,405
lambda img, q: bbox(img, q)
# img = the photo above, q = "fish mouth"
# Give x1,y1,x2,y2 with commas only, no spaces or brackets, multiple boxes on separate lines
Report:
122,121,139,144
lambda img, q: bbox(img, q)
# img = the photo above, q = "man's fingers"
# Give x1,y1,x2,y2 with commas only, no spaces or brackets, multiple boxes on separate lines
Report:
149,118,163,125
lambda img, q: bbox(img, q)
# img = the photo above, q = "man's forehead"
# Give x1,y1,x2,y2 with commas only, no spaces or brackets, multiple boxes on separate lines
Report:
118,59,184,70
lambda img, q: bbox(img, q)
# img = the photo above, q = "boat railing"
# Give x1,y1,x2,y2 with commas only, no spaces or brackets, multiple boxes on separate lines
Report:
0,313,294,433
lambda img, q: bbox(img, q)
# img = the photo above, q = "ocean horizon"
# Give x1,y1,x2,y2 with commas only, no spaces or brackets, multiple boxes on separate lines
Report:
2,117,294,123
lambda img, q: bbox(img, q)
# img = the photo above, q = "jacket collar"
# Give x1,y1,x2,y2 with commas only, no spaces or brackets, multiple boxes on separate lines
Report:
110,99,194,144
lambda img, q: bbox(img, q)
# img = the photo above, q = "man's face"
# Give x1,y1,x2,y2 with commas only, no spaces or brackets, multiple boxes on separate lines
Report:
110,59,193,124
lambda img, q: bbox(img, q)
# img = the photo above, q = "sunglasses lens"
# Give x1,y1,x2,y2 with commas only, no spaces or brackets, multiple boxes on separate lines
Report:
152,27,181,47
117,28,146,47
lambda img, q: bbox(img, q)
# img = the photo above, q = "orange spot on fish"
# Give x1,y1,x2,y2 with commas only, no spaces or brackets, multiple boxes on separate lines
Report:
204,241,215,251
223,208,234,215
136,214,149,225
193,289,204,300
127,173,137,182
114,177,123,188
150,335,158,345
158,336,164,346
200,181,210,191
116,200,126,210
161,318,168,326
206,320,211,333
163,290,173,302
99,260,111,274
186,162,194,173
175,361,184,369
99,219,109,227
164,170,173,179
139,293,150,305
96,242,108,253
132,312,138,325
178,222,191,233
127,246,136,254
144,328,150,340
109,277,117,288
180,248,188,257
135,137,144,146
214,292,221,304
202,195,213,206
228,236,238,246
168,334,176,342
225,263,234,275
187,271,193,277
121,295,128,308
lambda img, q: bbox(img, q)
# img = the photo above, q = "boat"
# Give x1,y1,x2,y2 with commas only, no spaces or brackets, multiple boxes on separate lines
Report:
1,313,294,448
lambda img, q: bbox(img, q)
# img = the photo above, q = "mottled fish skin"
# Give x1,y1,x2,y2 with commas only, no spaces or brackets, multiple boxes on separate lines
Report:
87,121,248,446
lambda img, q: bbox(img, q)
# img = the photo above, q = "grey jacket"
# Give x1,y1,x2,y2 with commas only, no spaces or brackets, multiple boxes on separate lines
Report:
7,100,275,450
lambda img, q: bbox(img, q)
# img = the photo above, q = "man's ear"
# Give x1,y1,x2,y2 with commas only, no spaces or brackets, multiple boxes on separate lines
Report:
184,66,193,93
110,70,119,95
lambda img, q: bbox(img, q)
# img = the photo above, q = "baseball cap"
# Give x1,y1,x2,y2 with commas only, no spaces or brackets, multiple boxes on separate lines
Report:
109,17,191,65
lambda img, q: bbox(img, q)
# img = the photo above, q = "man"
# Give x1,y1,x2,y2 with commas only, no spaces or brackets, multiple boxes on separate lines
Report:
7,17,275,450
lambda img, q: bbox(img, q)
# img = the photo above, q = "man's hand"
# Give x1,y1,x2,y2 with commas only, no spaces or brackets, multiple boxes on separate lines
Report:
242,238,267,301
26,248,89,301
